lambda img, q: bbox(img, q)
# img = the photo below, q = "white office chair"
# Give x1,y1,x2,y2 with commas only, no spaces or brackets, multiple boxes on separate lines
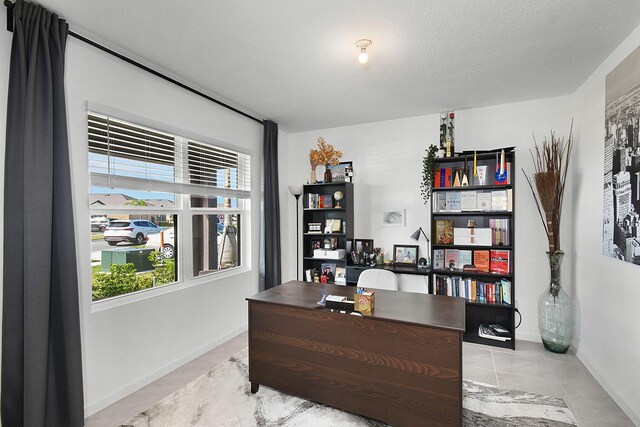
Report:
357,269,398,291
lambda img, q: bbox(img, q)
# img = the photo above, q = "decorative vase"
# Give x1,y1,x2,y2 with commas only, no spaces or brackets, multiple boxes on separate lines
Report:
324,165,332,183
538,251,574,354
310,167,317,184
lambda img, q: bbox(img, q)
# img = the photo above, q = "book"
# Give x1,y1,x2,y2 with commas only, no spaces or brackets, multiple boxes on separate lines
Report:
493,162,511,185
335,267,346,285
479,324,511,341
489,249,510,274
491,190,508,211
433,192,446,212
435,220,455,245
433,249,445,269
460,191,477,211
477,192,492,211
473,250,490,272
458,249,472,269
489,218,510,246
321,195,333,208
445,191,462,212
501,279,512,304
434,169,441,188
444,249,459,270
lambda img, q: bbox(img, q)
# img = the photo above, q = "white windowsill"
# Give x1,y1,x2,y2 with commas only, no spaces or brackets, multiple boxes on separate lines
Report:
89,265,251,313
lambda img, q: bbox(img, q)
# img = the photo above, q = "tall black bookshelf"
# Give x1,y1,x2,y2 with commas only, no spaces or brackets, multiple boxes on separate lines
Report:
430,150,516,349
302,182,354,283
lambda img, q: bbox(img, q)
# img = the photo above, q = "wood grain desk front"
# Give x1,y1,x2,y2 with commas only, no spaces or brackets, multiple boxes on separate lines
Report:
246,281,465,427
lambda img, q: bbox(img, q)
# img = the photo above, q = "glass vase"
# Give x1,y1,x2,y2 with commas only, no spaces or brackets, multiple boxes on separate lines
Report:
310,167,317,184
538,251,574,354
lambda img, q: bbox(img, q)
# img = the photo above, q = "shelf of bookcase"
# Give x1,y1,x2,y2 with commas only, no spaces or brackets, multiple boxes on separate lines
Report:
304,233,346,237
303,207,346,211
432,184,512,192
465,301,513,309
432,244,512,250
303,257,347,262
432,269,512,279
432,211,512,216
463,332,514,348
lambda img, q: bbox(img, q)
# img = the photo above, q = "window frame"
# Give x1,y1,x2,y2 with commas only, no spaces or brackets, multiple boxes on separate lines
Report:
87,104,253,309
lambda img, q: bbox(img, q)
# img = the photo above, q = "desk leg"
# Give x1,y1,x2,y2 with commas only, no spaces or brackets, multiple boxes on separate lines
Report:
250,382,259,394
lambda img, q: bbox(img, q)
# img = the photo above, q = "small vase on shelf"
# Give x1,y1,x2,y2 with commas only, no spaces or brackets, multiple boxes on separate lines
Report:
538,251,574,354
310,167,317,184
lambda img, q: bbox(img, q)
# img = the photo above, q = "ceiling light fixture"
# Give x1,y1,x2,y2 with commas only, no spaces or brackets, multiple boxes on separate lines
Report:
356,39,372,64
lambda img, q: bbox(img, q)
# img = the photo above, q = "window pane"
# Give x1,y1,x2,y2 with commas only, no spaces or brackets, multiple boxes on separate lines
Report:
192,214,240,276
91,213,177,301
90,188,175,209
190,195,238,208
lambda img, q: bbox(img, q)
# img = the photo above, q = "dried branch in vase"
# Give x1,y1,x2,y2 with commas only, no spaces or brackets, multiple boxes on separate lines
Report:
522,120,573,253
309,136,343,168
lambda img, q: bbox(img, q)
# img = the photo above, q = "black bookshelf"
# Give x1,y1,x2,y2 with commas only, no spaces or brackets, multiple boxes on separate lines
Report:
430,150,516,349
302,182,354,283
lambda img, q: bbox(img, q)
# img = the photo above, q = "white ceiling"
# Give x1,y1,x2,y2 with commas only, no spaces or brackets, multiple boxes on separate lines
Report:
38,1,640,132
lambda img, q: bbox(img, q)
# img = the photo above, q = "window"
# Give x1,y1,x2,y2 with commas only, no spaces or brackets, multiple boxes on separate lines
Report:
88,112,251,302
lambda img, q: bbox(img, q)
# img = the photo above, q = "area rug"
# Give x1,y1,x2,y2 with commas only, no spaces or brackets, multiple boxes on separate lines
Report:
123,348,577,426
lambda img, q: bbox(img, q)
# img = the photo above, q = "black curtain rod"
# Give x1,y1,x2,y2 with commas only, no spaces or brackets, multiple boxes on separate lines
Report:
3,0,264,125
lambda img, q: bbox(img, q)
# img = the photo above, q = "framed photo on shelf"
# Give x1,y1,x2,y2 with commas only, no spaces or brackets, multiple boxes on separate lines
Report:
324,218,341,233
320,263,336,283
310,239,322,253
355,239,374,255
382,208,405,226
393,244,419,265
327,161,354,183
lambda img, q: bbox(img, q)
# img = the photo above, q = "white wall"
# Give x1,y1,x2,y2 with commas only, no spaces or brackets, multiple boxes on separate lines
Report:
571,23,640,425
0,15,264,415
284,96,573,341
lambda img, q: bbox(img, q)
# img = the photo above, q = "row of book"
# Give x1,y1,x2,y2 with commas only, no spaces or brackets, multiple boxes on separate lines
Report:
478,324,512,341
433,163,512,188
304,265,346,285
434,220,510,246
433,249,511,274
432,189,513,212
433,274,512,305
306,193,334,209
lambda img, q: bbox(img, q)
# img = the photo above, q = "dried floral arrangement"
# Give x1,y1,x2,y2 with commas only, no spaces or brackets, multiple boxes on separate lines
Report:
522,120,573,253
310,137,342,168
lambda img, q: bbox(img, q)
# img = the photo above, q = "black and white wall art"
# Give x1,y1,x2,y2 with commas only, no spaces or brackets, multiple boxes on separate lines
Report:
604,45,640,265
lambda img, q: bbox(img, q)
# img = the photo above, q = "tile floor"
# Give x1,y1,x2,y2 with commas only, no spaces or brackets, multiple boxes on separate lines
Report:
85,332,634,427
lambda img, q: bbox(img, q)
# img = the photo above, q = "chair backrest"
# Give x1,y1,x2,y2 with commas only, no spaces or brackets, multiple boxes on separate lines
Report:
357,269,398,291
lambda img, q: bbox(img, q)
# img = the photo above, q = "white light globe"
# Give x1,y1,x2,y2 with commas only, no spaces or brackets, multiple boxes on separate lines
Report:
358,51,368,64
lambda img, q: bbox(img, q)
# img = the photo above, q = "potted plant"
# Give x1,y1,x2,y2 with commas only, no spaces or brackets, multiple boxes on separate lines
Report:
522,120,574,353
420,144,438,203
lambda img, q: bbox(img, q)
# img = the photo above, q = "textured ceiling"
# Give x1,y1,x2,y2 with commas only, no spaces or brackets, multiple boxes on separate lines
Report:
36,1,640,132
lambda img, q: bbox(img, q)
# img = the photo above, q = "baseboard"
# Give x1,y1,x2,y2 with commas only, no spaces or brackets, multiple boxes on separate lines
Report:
575,348,640,426
515,331,542,343
84,324,248,416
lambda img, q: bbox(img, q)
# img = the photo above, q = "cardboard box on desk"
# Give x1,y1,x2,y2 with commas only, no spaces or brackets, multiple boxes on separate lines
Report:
314,249,346,259
454,228,491,246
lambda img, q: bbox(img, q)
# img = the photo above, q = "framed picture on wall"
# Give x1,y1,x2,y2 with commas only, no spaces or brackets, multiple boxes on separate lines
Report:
382,209,406,226
393,244,419,265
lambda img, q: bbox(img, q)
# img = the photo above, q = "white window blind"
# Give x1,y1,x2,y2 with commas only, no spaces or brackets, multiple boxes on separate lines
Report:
88,112,251,199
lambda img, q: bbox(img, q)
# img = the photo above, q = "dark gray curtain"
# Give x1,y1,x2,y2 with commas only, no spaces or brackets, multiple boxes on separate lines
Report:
263,120,281,289
2,1,84,425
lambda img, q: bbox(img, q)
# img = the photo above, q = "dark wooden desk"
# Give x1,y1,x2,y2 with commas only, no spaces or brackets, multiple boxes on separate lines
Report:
247,281,465,427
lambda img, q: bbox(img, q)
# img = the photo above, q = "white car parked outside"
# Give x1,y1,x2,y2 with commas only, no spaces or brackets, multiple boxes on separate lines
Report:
103,220,161,246
146,228,175,258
